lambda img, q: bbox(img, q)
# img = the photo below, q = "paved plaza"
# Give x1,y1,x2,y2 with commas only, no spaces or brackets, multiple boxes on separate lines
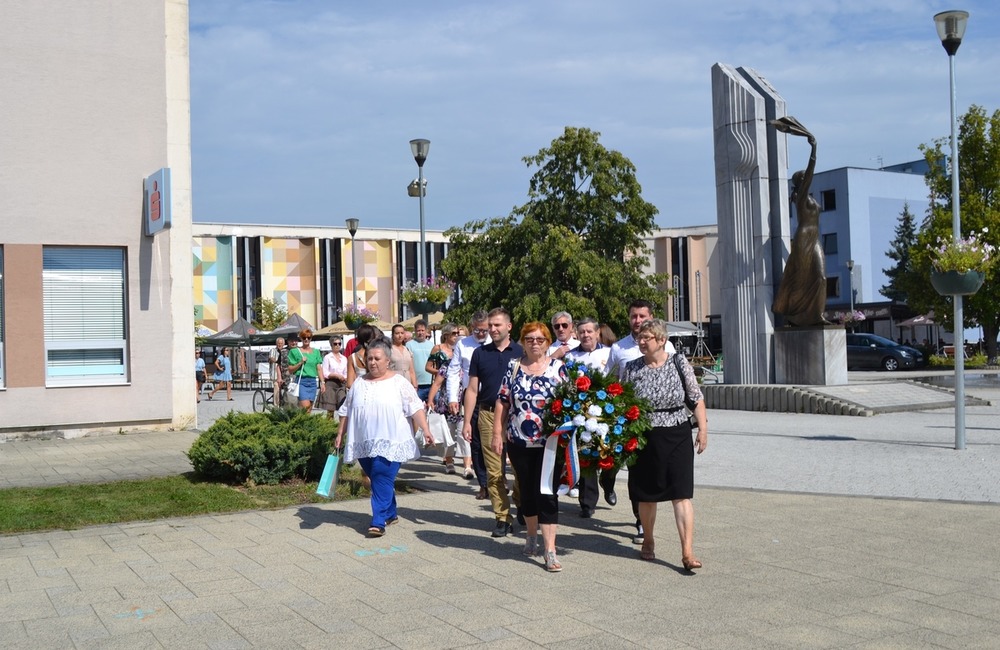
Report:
1,373,999,648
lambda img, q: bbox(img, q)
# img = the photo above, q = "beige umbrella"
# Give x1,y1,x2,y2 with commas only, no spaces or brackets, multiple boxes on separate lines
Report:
314,319,394,338
400,311,445,330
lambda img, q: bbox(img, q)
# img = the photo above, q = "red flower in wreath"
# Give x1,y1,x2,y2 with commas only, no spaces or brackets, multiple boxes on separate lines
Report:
607,382,623,397
625,405,641,421
598,456,615,470
551,400,562,416
575,376,591,391
624,437,639,452
579,459,592,468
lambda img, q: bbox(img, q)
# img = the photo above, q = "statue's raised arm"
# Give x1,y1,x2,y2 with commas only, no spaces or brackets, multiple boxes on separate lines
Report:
770,117,829,327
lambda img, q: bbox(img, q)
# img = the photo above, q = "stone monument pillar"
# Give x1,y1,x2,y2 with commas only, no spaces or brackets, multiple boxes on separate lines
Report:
711,64,790,385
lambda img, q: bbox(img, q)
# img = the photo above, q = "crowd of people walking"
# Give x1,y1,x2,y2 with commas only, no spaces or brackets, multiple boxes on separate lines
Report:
204,301,710,572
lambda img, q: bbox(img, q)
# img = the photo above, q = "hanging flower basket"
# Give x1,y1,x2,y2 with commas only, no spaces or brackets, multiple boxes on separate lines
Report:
408,300,444,315
341,304,380,330
930,270,985,296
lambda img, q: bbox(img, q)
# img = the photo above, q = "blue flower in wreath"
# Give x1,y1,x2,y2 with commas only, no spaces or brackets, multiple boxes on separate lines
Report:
614,443,623,453
603,435,610,444
614,425,623,435
617,416,626,425
578,392,588,400
596,390,607,400
562,399,573,408
604,403,615,414
574,402,582,411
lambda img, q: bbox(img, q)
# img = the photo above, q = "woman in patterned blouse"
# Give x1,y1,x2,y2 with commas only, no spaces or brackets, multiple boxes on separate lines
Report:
622,319,708,569
494,321,568,572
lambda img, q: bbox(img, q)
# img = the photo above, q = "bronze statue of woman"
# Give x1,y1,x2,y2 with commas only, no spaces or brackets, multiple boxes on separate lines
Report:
771,116,829,327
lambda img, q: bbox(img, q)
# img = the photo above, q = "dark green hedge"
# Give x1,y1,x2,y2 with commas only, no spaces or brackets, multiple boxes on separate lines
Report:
187,408,337,485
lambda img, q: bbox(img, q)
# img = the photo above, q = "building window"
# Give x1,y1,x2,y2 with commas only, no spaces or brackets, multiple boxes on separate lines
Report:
826,276,840,299
43,247,128,385
822,233,838,254
821,189,837,211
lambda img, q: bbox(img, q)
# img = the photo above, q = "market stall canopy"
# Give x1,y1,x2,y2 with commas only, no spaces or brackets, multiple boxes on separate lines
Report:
252,313,315,343
897,311,936,328
666,321,702,336
203,317,259,345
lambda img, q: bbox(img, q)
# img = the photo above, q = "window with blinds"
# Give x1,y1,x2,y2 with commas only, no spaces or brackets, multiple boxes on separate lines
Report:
43,247,128,385
0,247,4,387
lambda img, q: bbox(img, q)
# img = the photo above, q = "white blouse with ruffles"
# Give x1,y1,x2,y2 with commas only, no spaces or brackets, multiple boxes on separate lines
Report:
339,373,424,463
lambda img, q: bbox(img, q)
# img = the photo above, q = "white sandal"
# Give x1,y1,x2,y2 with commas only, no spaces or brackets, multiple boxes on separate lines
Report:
544,550,562,572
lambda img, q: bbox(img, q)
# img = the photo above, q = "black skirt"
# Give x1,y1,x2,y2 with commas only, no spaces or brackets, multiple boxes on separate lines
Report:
628,423,694,502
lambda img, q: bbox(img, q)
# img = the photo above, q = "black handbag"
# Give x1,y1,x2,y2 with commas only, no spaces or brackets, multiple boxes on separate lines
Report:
672,353,699,429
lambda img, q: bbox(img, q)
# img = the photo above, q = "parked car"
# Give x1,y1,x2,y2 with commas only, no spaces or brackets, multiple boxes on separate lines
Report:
846,334,924,371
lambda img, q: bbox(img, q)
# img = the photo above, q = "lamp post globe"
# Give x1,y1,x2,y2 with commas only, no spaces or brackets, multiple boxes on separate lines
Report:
346,218,360,310
409,138,430,287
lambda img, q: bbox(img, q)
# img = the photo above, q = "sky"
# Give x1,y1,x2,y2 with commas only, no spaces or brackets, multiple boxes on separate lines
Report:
189,1,1000,233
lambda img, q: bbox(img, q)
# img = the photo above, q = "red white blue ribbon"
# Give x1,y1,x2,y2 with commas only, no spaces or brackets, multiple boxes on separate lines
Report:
540,421,580,496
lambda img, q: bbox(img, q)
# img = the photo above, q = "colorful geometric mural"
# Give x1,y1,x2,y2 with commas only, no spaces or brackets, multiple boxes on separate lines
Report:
262,238,319,325
344,239,395,320
193,236,234,332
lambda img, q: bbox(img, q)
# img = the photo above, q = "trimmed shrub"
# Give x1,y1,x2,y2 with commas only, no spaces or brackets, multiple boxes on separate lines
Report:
188,408,338,485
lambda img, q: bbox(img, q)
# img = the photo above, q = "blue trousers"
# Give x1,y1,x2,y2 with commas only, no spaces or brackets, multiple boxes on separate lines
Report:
358,456,400,528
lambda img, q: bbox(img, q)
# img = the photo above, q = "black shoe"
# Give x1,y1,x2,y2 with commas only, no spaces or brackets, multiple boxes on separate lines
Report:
603,488,617,506
632,522,645,545
491,520,514,538
579,508,593,519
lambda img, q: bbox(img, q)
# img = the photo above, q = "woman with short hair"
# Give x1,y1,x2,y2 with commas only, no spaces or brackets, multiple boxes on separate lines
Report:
624,318,708,569
336,339,433,537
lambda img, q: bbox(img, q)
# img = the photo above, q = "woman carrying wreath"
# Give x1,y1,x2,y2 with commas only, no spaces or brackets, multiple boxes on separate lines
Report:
623,319,708,569
493,321,568,572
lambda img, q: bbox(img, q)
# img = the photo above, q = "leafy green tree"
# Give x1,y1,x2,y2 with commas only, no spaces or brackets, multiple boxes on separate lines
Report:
908,105,1000,359
880,202,918,302
441,127,667,333
251,297,287,331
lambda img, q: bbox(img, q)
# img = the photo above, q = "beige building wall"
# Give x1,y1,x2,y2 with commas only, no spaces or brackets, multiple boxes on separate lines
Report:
0,1,193,433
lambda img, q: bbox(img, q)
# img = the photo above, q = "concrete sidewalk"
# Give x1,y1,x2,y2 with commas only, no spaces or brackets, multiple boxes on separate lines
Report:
1,381,999,648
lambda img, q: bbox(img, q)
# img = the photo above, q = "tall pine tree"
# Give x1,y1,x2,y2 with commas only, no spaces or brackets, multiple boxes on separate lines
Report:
880,202,917,302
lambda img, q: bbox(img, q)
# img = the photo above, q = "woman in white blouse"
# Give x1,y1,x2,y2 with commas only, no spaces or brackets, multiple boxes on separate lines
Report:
315,336,349,418
336,339,433,537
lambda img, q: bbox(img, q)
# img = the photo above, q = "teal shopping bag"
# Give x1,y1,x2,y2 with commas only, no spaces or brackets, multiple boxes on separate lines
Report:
316,453,340,498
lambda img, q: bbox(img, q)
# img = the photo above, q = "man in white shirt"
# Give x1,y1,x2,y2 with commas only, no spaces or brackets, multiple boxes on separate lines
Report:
604,299,675,543
547,311,580,359
565,317,611,517
447,311,490,496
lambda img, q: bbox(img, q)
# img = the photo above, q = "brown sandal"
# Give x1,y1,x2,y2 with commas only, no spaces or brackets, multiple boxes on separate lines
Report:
682,556,702,571
640,541,655,561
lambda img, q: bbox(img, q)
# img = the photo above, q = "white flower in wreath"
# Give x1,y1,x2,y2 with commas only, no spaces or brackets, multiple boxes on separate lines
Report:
573,415,586,426
584,418,599,432
595,422,610,436
579,430,593,443
587,404,603,417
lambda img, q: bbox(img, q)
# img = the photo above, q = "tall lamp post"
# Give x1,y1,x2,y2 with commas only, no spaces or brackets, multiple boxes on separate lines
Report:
409,138,430,286
934,9,970,450
346,218,359,310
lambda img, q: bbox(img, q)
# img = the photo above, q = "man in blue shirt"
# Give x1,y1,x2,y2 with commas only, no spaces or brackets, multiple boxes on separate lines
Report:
406,319,435,402
463,307,523,537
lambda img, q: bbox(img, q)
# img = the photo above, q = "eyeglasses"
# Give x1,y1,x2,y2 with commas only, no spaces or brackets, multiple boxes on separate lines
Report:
301,337,312,341
523,337,547,345
636,335,657,342
473,328,488,335
553,322,571,330
332,341,342,346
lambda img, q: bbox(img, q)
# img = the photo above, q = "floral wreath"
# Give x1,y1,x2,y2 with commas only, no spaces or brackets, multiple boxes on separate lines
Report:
542,359,651,474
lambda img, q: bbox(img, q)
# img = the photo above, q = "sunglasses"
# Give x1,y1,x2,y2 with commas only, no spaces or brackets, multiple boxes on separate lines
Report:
473,328,488,335
301,337,312,341
332,341,342,346
553,322,571,330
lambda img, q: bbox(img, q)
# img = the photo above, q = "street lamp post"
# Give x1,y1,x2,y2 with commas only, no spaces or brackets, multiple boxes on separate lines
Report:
846,259,855,314
409,138,430,286
346,218,359,310
934,9,970,450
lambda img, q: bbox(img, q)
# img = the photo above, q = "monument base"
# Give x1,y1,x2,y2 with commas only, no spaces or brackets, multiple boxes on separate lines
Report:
774,326,847,385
